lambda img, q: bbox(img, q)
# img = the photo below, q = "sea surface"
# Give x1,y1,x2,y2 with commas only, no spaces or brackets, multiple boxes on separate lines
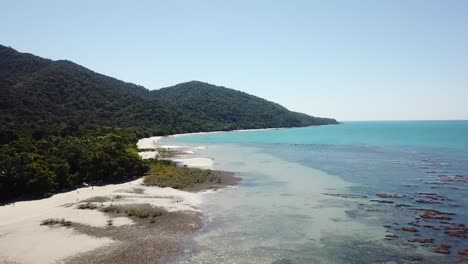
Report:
161,121,468,264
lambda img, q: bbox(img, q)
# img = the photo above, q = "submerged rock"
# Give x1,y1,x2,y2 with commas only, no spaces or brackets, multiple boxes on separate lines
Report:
408,238,434,243
415,199,442,205
402,227,418,232
441,224,465,231
322,193,368,199
406,255,423,261
376,193,404,199
439,175,468,183
419,209,455,220
402,184,419,188
395,204,412,208
446,229,468,239
430,186,460,190
370,199,394,204
433,244,451,254
424,181,447,185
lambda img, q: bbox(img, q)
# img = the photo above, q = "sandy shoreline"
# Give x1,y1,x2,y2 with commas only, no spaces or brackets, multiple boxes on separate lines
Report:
0,133,240,264
136,126,285,150
0,177,204,264
136,127,283,167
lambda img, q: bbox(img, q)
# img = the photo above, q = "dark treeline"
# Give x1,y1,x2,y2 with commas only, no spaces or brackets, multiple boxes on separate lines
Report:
0,126,147,201
0,44,338,201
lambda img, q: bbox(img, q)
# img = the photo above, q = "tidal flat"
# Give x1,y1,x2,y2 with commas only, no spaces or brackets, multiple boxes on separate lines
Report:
161,122,468,264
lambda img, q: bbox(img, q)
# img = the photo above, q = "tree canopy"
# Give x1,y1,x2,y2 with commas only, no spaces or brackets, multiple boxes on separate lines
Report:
0,44,338,201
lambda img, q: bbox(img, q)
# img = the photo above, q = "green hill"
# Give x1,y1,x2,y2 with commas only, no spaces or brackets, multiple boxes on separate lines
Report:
155,81,337,130
0,44,337,201
0,45,337,137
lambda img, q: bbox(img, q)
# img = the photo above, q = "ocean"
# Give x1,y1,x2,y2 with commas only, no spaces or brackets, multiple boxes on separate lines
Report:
161,121,468,264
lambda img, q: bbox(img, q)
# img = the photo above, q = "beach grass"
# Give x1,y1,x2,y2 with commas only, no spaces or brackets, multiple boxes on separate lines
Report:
126,208,163,218
77,203,99,210
143,160,218,189
100,204,165,219
41,218,72,227
100,204,121,214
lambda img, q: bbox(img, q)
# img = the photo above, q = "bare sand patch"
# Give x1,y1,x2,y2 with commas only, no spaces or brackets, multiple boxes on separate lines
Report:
0,178,203,263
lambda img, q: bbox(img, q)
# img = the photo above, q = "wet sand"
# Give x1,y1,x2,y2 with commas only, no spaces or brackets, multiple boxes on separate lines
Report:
0,134,241,264
0,169,240,264
64,210,203,264
65,172,240,264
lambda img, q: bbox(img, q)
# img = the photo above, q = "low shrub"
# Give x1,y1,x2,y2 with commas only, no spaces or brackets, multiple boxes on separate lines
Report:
143,160,217,189
126,208,163,218
41,218,72,227
101,204,120,213
77,203,99,210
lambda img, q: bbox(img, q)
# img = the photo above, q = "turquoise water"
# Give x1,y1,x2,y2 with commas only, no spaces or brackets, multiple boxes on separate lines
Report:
169,121,468,149
162,121,468,264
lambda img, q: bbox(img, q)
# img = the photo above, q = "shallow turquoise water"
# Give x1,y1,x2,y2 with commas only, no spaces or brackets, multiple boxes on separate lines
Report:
162,121,468,264
169,121,468,149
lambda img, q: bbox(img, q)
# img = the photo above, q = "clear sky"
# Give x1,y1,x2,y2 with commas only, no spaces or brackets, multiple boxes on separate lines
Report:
2,0,468,121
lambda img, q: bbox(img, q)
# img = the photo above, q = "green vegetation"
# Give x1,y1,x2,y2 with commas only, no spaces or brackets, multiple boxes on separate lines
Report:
0,128,148,201
155,147,177,159
0,45,337,138
143,160,217,189
126,208,163,218
40,218,72,227
0,44,337,202
77,203,99,210
100,204,164,219
100,204,121,214
155,81,339,130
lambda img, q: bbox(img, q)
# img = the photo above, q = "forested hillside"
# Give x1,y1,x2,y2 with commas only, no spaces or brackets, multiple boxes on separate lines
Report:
0,45,338,201
155,81,337,129
0,45,337,137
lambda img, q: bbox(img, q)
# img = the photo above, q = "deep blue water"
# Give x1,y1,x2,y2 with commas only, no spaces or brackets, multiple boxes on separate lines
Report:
162,121,468,264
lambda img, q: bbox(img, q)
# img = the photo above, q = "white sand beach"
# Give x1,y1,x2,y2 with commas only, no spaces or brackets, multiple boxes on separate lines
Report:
0,132,233,264
136,135,214,169
0,176,203,264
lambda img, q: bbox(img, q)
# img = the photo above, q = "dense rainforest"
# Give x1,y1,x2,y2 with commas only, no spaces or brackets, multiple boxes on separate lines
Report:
0,44,338,201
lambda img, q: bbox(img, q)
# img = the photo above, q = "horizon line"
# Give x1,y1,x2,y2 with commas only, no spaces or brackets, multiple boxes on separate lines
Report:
339,119,468,122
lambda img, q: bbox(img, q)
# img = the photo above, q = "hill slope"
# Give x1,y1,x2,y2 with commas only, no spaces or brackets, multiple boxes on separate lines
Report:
0,44,337,201
0,45,337,137
155,81,337,130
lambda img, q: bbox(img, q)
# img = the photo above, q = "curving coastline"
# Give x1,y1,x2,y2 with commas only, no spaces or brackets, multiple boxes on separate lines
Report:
0,135,240,264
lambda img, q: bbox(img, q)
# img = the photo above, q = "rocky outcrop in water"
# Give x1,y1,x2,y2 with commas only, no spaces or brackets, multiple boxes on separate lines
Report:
433,244,451,254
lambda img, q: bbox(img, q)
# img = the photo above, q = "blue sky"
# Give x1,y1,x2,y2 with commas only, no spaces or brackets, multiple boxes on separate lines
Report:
2,0,467,121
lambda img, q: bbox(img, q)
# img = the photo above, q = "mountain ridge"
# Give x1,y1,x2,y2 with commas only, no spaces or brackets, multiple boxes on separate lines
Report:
0,44,337,201
0,44,338,137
